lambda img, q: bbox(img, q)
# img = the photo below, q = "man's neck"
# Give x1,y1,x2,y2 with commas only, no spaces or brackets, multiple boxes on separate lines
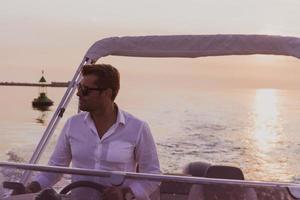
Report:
90,104,118,137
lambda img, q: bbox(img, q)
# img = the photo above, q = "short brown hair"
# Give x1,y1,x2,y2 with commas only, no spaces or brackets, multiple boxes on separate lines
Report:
82,64,120,100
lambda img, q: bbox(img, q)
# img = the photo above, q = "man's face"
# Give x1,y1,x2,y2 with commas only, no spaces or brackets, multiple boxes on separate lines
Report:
76,74,108,112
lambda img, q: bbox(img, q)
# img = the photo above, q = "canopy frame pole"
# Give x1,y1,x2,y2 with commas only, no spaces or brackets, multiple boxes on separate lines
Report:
20,57,91,185
3,162,300,189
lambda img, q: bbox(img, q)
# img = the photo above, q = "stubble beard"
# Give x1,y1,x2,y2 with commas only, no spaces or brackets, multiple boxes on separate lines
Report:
79,100,89,111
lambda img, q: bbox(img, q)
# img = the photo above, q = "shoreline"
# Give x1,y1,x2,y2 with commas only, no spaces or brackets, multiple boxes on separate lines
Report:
0,82,69,87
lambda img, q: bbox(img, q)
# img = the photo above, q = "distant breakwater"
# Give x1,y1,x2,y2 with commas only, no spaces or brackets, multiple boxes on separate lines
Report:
0,81,70,87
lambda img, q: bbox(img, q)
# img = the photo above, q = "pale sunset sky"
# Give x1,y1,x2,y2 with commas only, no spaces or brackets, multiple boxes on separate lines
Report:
1,0,300,89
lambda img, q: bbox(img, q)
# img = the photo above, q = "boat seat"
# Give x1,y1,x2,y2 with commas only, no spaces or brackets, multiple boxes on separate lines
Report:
160,179,192,200
159,161,211,200
183,161,211,177
186,162,258,200
205,165,244,180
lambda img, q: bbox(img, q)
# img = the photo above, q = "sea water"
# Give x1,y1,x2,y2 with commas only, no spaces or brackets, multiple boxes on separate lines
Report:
0,85,300,194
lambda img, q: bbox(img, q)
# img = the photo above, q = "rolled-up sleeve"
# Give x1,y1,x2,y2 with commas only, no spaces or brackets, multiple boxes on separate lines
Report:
34,119,72,189
128,122,161,200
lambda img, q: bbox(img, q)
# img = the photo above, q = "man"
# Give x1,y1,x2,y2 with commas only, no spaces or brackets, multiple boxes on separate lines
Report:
26,64,161,200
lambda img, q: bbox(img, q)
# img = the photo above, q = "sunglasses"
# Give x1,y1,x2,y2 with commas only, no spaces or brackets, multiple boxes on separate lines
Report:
77,83,107,96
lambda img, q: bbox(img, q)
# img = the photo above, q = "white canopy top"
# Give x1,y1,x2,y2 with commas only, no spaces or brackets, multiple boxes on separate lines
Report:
85,34,300,62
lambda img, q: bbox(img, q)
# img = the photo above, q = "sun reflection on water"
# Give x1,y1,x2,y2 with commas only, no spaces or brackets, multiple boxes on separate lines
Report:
253,89,280,152
246,88,291,181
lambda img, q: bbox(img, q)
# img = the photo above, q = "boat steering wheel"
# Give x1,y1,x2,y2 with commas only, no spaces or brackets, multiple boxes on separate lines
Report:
59,181,106,195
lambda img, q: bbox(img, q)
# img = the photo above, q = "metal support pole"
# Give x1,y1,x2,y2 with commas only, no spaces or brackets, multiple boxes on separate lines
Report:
20,58,90,185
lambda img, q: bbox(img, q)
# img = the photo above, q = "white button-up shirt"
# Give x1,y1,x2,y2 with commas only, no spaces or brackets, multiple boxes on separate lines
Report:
35,108,161,200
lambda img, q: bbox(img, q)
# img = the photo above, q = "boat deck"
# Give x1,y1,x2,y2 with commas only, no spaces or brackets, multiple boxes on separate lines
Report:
3,181,295,200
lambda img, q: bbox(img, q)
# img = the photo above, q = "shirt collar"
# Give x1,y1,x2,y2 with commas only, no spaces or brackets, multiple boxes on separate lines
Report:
116,105,126,125
83,104,126,126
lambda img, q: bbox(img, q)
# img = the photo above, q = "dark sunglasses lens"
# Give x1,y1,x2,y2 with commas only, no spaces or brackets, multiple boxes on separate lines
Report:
78,84,88,96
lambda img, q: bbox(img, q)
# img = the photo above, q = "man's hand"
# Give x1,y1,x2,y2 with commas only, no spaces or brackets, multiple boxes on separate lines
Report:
102,186,123,200
25,181,42,193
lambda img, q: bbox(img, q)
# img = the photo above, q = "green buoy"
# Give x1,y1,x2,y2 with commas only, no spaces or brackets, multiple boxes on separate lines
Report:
32,70,54,109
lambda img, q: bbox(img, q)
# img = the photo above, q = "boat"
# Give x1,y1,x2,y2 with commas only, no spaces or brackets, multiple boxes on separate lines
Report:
1,34,300,200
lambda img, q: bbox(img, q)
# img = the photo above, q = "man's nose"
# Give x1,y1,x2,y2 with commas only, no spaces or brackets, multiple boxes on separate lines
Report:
76,90,81,97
